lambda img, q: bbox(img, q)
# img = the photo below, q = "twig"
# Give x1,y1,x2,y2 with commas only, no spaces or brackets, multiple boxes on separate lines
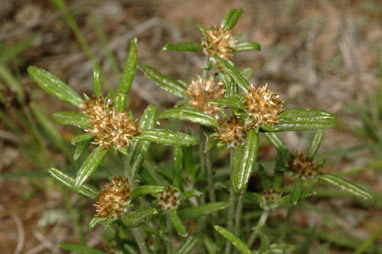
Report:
11,214,24,254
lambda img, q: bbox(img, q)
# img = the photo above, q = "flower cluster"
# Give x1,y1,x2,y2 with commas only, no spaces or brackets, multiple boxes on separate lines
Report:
80,98,141,149
202,25,237,59
287,153,320,179
244,84,284,127
187,75,225,118
157,186,180,211
216,117,248,147
94,176,131,219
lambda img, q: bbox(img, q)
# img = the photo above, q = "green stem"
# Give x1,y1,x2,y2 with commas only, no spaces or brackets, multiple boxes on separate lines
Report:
167,214,174,254
247,207,270,247
225,149,236,254
122,155,149,254
279,205,293,243
234,193,244,245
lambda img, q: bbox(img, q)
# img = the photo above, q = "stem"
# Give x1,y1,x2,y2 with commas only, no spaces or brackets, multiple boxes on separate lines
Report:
234,193,244,237
279,205,293,243
225,149,236,254
122,155,149,254
247,207,270,247
166,214,174,254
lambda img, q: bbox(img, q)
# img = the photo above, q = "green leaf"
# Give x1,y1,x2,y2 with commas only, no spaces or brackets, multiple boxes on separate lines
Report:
214,225,251,254
59,243,105,254
177,236,198,254
115,37,137,110
48,168,98,200
88,217,106,231
159,108,218,127
71,133,94,144
128,104,157,176
308,129,324,159
92,65,102,98
28,66,82,107
169,209,188,237
173,146,183,187
231,129,259,193
212,56,249,92
114,93,127,112
209,96,245,111
262,108,338,132
74,147,108,191
73,138,93,160
240,67,254,80
138,63,186,98
234,42,261,52
181,189,203,201
52,111,91,129
264,132,288,153
317,174,373,200
130,185,166,199
203,236,217,254
136,129,198,146
178,202,228,220
121,208,158,228
290,177,303,204
163,42,203,51
221,8,243,30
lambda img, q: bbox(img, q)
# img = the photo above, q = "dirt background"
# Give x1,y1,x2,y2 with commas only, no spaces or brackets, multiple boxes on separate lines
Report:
0,0,381,253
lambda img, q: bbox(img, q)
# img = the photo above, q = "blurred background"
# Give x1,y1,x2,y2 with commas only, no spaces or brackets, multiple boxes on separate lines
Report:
0,0,381,253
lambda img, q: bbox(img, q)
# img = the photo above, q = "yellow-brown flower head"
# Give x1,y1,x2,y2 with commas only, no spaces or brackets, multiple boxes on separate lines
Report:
244,84,284,127
216,117,248,147
262,189,281,203
94,176,131,219
202,25,237,59
80,98,141,149
157,186,180,211
287,153,320,179
187,75,225,118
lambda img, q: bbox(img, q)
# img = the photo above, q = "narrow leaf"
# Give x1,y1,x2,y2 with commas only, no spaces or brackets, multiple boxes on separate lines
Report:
258,164,270,191
262,108,338,132
59,243,105,254
159,108,218,127
48,167,98,200
308,129,324,159
178,202,228,220
129,104,156,176
177,236,198,254
28,66,82,107
52,111,90,128
74,147,108,191
221,8,243,30
136,129,198,146
240,67,254,80
212,56,249,92
93,65,102,98
214,225,251,254
181,189,203,201
138,63,186,97
74,138,93,160
163,42,203,51
169,209,188,237
264,132,288,153
130,185,166,199
318,174,373,200
209,96,245,111
71,133,94,144
88,217,106,231
173,146,183,187
290,177,303,204
231,129,259,193
121,208,158,228
234,42,261,52
115,37,137,109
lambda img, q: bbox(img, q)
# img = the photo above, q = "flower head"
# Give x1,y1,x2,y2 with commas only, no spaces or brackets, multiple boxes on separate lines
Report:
244,84,284,127
157,186,180,211
80,98,141,149
187,75,225,118
287,152,320,179
202,25,237,59
216,117,248,147
94,176,131,219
